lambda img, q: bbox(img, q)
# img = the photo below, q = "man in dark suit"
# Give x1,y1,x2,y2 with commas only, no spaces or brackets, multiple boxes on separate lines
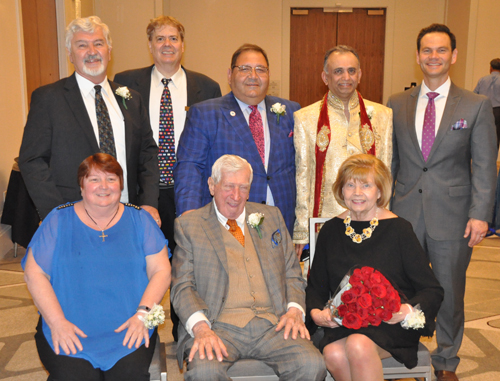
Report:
389,24,497,381
19,16,159,222
114,16,221,342
114,15,221,255
171,154,326,380
174,44,300,235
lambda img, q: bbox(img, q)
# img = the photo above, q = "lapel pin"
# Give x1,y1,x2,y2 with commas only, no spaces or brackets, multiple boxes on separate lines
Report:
230,111,236,117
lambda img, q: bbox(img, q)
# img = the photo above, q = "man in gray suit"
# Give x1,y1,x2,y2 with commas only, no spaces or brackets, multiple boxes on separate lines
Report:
171,155,325,380
389,24,497,381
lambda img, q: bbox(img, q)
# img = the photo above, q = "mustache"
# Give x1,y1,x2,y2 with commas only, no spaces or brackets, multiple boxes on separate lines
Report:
84,54,102,63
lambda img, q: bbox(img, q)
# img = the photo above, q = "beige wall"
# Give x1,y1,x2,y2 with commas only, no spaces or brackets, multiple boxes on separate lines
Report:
0,0,27,252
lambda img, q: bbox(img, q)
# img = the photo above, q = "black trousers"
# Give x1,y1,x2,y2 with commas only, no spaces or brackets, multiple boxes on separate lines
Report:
35,316,157,381
158,186,180,340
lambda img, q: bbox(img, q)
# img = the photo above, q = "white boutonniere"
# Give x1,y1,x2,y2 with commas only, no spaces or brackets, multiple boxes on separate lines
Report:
270,103,286,123
247,212,265,238
115,86,132,109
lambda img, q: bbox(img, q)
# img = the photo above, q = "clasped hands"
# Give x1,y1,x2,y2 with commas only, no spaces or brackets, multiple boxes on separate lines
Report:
50,312,151,355
188,307,309,362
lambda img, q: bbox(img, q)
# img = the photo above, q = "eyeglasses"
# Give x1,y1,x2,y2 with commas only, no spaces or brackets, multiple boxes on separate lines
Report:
233,65,269,76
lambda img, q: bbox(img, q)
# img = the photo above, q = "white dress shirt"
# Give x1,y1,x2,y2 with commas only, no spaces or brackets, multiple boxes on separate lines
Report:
76,73,129,202
149,65,188,152
234,98,275,206
415,77,451,148
185,200,304,337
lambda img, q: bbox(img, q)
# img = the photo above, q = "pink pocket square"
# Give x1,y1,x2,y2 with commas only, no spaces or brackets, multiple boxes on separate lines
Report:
288,130,293,138
451,119,468,130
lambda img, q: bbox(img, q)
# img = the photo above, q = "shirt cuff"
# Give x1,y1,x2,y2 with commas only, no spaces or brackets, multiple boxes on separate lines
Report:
287,303,305,322
185,311,211,337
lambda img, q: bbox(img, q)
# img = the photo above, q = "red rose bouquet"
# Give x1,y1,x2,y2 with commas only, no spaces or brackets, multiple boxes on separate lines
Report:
326,266,402,329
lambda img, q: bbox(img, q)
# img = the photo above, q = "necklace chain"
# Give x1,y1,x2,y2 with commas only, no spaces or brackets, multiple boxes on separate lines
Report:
85,206,120,242
344,209,379,244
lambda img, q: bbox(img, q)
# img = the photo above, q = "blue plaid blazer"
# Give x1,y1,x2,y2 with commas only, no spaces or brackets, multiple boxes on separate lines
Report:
174,92,300,234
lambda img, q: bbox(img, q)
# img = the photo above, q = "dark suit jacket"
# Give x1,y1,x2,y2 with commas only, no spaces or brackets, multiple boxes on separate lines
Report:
18,73,159,219
113,65,222,111
171,201,305,366
389,82,497,240
174,93,300,234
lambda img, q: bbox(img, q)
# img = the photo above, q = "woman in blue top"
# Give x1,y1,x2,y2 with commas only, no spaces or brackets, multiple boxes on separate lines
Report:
22,153,171,381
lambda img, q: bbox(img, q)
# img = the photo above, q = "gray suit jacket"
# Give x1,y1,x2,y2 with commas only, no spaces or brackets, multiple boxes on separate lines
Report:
113,65,222,111
19,73,159,219
171,201,305,366
389,82,497,240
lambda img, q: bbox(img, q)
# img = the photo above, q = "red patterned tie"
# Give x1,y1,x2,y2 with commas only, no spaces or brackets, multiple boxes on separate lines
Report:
159,78,175,185
249,105,265,164
227,219,245,246
421,92,439,161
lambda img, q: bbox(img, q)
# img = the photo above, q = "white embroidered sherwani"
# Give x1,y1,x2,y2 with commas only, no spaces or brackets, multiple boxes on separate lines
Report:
293,92,393,244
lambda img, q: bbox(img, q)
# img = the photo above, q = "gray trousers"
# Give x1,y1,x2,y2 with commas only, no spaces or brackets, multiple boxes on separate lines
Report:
184,317,326,381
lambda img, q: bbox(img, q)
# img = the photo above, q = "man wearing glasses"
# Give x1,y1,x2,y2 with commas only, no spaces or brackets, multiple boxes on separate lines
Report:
293,45,393,259
174,44,300,235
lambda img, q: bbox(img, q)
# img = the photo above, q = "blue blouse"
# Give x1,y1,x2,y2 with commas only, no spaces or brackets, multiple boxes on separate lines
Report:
22,203,168,370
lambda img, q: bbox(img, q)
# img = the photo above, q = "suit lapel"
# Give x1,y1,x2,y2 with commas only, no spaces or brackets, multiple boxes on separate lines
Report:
245,204,272,285
184,67,201,106
202,202,229,275
63,73,100,151
109,80,132,165
221,93,265,169
135,66,153,107
427,83,461,162
406,86,422,159
265,96,279,175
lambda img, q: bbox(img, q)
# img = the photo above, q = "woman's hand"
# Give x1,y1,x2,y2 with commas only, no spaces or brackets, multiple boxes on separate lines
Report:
115,313,150,349
50,318,87,355
385,303,413,324
310,308,339,328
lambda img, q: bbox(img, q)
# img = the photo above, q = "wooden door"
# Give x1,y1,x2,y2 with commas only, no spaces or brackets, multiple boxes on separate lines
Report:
21,0,59,105
290,8,386,107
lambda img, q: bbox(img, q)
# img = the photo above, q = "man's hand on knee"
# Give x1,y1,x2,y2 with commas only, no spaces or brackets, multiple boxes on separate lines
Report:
189,321,228,362
275,307,310,340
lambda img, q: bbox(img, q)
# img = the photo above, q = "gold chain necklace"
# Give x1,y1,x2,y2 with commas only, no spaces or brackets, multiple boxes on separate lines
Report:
85,206,120,242
344,209,379,244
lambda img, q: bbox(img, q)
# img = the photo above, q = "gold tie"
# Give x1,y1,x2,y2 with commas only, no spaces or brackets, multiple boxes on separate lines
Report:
227,219,245,246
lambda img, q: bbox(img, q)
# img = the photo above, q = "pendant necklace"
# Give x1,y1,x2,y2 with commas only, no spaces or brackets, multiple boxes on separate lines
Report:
85,206,120,242
344,208,379,244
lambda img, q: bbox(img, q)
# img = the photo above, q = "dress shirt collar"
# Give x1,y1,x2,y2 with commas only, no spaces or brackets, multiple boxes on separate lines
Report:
420,77,451,100
152,65,184,89
234,96,266,116
75,72,112,98
213,200,246,234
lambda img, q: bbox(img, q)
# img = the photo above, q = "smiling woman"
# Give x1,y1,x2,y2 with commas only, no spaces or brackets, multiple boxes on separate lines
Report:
22,153,171,381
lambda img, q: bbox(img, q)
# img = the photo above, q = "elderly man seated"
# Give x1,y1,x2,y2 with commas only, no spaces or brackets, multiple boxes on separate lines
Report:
171,154,326,380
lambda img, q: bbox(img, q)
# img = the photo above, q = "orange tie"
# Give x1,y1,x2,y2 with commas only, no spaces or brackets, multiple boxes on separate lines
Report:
227,219,245,246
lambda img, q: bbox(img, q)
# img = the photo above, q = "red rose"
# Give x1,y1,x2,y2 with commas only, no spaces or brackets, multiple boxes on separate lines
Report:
364,279,373,288
351,269,363,285
381,276,391,287
361,266,374,279
351,284,366,296
337,304,347,317
358,293,372,309
361,319,370,328
372,297,384,308
357,306,369,320
371,284,387,298
347,303,357,313
370,271,383,284
367,314,382,326
367,306,376,315
343,312,362,329
380,308,393,321
387,298,401,313
341,289,357,304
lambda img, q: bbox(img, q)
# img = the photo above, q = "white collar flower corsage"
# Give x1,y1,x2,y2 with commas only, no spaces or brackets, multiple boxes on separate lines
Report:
115,86,132,109
270,103,286,123
247,212,265,238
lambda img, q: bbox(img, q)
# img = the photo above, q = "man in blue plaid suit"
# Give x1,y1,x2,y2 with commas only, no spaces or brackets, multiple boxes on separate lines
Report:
174,44,300,234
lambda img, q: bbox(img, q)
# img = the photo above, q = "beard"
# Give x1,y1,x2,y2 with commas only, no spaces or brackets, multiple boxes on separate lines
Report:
82,54,106,77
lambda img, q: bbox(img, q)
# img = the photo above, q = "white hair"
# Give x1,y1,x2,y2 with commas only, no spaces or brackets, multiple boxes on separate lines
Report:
65,16,112,51
211,155,253,184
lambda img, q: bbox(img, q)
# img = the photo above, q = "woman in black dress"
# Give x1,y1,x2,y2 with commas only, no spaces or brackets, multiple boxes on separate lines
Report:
306,154,443,381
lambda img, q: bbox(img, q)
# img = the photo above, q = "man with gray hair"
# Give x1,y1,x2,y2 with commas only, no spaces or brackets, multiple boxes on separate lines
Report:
171,154,326,380
19,16,159,221
474,58,500,147
293,45,393,257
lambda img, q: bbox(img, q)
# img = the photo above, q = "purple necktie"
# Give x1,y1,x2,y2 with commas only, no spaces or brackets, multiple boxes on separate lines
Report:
249,105,265,164
159,78,175,185
421,92,439,161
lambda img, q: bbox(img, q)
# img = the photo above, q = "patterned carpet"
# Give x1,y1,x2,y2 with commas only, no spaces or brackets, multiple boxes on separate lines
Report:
2,238,500,380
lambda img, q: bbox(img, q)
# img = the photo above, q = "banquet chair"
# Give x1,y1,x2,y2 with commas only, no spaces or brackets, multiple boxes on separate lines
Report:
149,334,167,381
308,217,432,381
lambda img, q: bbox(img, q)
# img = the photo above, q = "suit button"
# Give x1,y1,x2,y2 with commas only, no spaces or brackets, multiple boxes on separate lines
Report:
419,189,422,193
267,176,271,180
423,168,428,172
261,201,266,204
